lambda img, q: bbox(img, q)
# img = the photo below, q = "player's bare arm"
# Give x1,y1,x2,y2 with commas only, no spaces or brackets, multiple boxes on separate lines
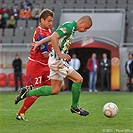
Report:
32,36,51,50
51,32,71,61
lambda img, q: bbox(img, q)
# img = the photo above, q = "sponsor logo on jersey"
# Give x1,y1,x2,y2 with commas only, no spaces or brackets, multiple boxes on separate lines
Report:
60,28,67,33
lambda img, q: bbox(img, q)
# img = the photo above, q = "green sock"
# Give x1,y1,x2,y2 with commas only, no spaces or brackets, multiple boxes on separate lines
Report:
71,82,82,109
26,86,52,97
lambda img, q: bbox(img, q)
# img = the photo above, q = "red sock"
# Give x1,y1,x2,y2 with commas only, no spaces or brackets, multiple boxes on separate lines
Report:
18,96,39,115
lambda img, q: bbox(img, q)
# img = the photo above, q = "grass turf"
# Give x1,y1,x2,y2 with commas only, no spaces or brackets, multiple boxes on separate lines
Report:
0,91,132,133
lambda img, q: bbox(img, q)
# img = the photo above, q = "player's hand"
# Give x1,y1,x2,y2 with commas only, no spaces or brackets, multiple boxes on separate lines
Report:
58,53,71,61
32,41,39,51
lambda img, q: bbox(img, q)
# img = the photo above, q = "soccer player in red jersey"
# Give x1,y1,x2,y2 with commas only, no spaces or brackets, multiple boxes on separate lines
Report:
16,9,54,121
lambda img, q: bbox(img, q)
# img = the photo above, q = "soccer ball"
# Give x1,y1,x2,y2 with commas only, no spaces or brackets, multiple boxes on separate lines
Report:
103,102,118,118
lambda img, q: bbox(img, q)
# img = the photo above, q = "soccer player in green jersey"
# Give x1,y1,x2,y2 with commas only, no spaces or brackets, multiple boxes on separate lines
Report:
15,16,92,116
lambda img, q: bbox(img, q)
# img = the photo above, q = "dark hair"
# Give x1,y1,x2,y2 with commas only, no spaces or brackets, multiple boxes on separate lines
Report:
14,4,18,6
39,9,54,22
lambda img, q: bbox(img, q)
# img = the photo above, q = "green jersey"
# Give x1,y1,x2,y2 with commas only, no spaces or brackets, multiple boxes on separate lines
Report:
51,20,77,58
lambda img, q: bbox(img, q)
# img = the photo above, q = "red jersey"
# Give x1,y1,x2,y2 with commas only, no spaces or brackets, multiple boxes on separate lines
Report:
28,26,52,64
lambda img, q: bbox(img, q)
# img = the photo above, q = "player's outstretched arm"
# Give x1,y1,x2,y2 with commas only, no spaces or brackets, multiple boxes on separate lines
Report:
32,36,51,50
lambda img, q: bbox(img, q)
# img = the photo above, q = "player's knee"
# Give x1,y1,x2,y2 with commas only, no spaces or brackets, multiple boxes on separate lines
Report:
76,77,83,82
80,77,83,82
52,89,60,95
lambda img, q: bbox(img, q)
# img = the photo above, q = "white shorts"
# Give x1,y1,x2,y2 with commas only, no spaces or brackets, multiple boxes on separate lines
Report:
48,56,74,81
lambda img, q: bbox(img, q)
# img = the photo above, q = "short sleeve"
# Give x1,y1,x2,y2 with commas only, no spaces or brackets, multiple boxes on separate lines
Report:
33,30,38,42
56,22,73,38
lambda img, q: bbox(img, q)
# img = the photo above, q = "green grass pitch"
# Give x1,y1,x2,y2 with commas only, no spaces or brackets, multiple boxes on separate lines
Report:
0,91,132,133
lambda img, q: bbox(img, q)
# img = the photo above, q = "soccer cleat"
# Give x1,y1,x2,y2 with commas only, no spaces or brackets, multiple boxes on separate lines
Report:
16,114,28,121
70,106,89,116
28,85,33,90
15,86,29,105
